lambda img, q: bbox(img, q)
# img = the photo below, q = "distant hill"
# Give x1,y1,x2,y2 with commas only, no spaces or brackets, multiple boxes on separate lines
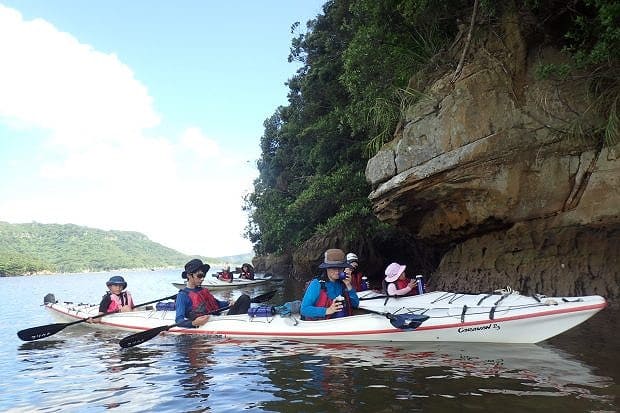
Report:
0,222,252,276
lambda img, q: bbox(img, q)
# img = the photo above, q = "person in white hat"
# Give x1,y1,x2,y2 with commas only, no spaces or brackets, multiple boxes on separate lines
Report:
346,252,366,291
383,262,417,296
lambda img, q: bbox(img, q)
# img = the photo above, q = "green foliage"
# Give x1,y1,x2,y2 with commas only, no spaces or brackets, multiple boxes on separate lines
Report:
529,0,619,147
246,0,464,255
365,87,429,156
535,63,571,80
246,0,619,256
0,222,239,276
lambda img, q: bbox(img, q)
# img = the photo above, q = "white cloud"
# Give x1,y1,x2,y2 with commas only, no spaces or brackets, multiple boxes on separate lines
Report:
0,6,159,144
179,127,220,160
0,5,256,256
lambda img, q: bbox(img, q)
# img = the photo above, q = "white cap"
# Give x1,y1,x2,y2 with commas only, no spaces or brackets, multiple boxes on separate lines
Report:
346,253,358,263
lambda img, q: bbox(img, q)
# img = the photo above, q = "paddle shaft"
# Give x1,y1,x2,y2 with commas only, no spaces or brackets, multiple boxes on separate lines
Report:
119,290,277,348
17,293,178,341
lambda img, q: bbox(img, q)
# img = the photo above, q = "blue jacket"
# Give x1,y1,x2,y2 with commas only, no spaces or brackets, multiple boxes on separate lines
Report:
301,278,359,319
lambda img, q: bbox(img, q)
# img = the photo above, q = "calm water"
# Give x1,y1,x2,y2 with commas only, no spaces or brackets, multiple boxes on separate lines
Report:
1,269,618,412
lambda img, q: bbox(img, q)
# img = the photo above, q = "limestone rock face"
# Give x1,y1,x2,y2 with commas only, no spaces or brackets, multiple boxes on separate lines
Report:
365,16,619,297
252,253,293,278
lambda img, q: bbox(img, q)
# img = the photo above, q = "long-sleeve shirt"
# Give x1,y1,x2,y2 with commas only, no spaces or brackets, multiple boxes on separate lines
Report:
175,287,228,328
301,278,360,319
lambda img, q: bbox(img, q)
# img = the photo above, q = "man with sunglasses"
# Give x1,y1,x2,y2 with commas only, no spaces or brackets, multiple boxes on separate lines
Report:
175,259,251,328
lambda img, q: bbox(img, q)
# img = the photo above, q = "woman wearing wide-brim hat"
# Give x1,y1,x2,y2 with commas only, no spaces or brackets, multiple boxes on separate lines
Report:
300,249,360,320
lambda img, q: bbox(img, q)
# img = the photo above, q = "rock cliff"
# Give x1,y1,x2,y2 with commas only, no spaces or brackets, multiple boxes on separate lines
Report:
365,14,619,297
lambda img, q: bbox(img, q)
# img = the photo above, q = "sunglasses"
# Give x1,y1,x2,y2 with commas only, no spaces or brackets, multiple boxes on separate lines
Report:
192,272,206,279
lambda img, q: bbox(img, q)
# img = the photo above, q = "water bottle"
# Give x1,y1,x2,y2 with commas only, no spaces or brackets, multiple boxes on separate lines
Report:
415,275,425,294
333,295,346,317
360,276,368,291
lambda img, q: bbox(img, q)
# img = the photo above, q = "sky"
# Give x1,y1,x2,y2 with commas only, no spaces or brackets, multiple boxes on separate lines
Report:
0,1,325,257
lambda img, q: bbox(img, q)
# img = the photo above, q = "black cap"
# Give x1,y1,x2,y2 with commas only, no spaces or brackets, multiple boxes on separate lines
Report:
182,259,211,279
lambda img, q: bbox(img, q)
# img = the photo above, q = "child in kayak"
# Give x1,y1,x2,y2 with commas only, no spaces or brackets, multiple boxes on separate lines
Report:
383,263,417,296
88,275,135,323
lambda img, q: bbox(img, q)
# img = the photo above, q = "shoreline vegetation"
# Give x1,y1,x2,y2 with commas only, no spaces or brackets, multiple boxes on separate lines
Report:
0,222,252,277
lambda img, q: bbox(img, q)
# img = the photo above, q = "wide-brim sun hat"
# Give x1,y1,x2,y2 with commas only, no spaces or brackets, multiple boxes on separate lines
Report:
106,275,127,289
182,258,211,279
384,262,406,282
318,248,353,269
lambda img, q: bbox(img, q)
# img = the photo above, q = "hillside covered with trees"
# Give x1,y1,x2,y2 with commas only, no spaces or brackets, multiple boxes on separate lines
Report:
0,222,250,276
244,0,619,274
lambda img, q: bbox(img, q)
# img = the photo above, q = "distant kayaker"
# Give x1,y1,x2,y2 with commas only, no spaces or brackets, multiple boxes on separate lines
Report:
175,259,250,328
383,263,417,296
88,275,135,323
239,263,255,280
217,265,234,282
300,248,360,320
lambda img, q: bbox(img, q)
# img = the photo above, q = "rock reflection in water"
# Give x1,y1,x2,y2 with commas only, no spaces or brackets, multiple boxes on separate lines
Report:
231,340,613,413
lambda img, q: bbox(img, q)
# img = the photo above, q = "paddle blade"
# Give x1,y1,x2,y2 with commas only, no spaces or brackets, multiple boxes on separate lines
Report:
17,323,69,341
119,324,174,348
388,314,429,330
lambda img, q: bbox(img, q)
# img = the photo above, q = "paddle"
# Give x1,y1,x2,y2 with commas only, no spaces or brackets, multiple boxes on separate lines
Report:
361,307,429,330
359,295,391,301
119,289,277,348
17,294,179,342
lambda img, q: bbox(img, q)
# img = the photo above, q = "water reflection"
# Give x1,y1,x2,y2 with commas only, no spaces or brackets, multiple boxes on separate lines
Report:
231,340,613,412
106,345,165,372
19,339,66,352
174,336,215,399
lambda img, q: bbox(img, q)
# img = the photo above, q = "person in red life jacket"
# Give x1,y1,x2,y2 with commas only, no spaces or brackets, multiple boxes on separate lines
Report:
217,265,234,282
301,249,360,320
383,262,417,296
346,252,366,291
89,275,135,323
175,259,250,328
238,263,255,280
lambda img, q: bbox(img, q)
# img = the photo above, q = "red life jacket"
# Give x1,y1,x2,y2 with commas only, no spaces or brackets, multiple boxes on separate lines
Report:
350,270,364,291
239,270,254,280
187,288,221,320
384,278,417,296
219,271,233,281
106,291,134,312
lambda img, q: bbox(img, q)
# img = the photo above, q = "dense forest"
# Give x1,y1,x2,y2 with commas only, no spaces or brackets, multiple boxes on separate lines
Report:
244,0,619,257
0,222,252,276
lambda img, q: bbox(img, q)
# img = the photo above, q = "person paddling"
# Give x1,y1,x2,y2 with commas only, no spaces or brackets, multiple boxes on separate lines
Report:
175,259,250,328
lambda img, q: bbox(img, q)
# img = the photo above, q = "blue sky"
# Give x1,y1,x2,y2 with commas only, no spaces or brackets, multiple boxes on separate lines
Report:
0,1,325,257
